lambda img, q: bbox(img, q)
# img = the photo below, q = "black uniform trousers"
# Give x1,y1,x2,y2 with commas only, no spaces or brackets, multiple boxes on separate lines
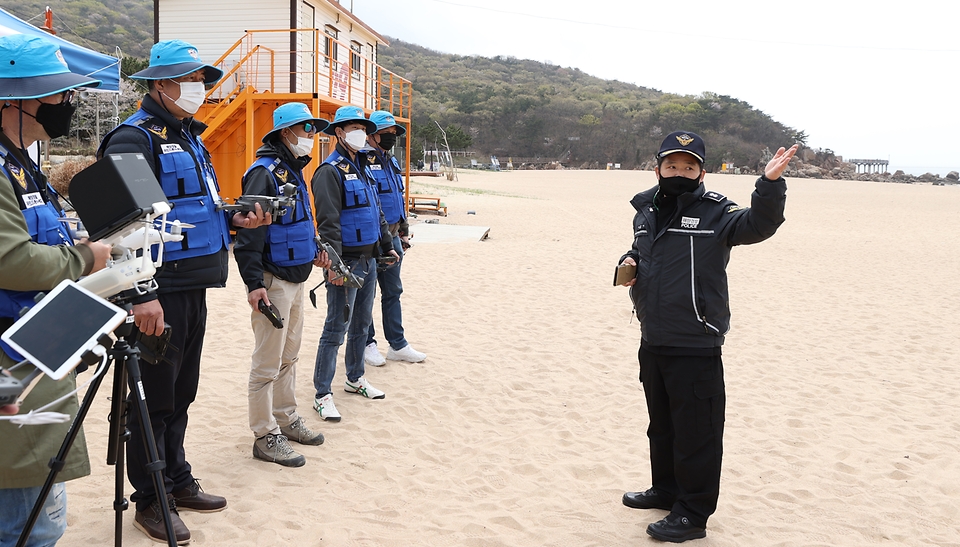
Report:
127,289,207,511
639,346,725,529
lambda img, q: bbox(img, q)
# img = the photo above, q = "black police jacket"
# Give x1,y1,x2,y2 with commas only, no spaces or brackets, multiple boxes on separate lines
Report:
622,177,786,348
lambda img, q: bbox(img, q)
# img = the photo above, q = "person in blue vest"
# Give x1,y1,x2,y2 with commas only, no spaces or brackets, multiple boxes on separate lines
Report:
0,33,111,547
234,102,332,467
361,111,427,367
311,106,397,422
97,39,269,545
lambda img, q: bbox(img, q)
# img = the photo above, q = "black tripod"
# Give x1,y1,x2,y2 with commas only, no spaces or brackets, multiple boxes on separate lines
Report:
17,318,177,547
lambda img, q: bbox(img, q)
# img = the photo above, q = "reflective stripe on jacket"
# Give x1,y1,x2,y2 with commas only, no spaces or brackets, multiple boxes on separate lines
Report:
626,178,786,348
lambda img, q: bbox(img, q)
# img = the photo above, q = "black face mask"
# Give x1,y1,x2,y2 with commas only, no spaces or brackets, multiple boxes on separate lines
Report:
35,102,76,140
377,133,397,151
658,175,701,197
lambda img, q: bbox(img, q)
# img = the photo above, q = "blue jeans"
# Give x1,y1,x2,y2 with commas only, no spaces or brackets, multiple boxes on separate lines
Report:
313,256,377,398
0,483,67,547
367,235,408,350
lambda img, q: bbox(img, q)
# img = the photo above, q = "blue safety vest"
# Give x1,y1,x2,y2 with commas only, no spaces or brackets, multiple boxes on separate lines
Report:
100,109,231,261
0,144,76,359
243,156,317,267
367,150,406,225
323,151,381,248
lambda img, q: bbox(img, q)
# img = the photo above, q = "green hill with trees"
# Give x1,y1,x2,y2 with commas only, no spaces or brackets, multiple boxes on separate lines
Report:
4,1,153,58
379,39,803,171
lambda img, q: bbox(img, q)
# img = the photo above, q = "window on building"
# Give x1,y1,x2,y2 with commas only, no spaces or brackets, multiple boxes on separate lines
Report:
324,25,339,69
300,2,316,90
350,41,362,80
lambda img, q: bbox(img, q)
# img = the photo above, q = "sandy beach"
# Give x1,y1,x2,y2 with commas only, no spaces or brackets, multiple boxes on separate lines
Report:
55,169,960,546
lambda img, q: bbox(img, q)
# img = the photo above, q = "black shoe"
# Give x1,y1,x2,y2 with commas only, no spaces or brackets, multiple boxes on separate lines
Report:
622,488,673,510
646,513,706,543
172,478,227,513
133,496,191,544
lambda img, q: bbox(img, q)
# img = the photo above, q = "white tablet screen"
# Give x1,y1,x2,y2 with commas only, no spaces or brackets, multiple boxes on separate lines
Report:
1,280,126,380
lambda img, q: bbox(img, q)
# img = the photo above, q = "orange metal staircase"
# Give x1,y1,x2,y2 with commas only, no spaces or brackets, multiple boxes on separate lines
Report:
195,29,412,200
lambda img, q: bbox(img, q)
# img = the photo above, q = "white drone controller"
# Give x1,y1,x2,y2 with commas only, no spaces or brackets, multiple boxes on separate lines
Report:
76,202,192,299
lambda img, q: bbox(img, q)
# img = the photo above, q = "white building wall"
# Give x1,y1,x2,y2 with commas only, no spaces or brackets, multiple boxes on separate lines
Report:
159,0,382,104
159,0,292,95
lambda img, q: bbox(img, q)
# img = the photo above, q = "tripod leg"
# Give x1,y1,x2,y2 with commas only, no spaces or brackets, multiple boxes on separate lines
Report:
120,340,179,547
106,351,130,547
15,352,110,547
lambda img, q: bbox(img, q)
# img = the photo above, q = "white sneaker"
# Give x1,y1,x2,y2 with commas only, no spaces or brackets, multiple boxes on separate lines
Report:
344,377,386,399
364,342,386,367
386,344,427,363
314,394,341,422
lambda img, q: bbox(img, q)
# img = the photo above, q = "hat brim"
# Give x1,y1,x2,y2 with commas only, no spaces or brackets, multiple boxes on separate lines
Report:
322,118,378,136
658,149,704,164
0,72,102,100
130,62,223,84
375,123,406,136
263,117,330,143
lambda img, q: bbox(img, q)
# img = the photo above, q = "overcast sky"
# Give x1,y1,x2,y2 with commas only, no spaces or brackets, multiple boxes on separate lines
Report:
351,0,959,176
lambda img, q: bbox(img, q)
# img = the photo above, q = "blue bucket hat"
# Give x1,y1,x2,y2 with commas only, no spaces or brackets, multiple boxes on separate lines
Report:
0,34,102,100
657,131,706,165
368,110,406,136
131,40,223,84
322,105,376,135
263,103,329,143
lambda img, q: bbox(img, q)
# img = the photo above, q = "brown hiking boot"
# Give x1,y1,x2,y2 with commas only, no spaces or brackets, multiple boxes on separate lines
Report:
171,479,227,513
133,495,191,545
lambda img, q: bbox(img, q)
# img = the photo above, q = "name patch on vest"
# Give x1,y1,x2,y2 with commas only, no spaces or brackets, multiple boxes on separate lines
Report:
680,216,700,229
161,143,184,154
345,173,358,180
369,164,382,170
22,192,44,209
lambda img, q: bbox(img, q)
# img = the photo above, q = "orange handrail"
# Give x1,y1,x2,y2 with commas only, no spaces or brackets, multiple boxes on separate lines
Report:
201,29,411,119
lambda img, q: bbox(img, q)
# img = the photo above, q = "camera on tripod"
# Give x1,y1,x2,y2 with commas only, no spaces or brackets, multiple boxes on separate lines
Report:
217,182,298,222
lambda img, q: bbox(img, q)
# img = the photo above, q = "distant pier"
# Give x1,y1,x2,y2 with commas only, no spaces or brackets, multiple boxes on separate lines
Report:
848,159,889,174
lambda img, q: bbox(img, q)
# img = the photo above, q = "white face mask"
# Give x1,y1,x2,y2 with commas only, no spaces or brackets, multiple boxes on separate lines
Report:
167,81,206,115
286,134,314,157
342,128,368,151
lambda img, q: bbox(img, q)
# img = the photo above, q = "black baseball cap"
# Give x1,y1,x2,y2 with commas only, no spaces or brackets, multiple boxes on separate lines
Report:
657,131,705,164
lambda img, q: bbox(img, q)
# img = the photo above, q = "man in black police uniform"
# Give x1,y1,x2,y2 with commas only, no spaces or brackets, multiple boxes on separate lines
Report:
98,39,268,544
617,131,797,542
